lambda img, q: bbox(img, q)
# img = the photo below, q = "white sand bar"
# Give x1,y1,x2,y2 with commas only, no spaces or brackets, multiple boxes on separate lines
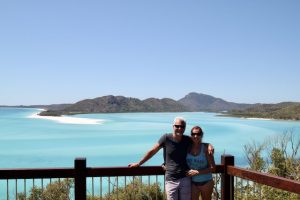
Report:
28,112,104,125
244,117,272,121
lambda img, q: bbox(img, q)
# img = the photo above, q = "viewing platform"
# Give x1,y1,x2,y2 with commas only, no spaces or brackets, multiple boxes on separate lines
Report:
0,155,299,200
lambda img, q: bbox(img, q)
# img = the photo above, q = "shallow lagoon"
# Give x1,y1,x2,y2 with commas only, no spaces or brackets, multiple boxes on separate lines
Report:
0,107,299,168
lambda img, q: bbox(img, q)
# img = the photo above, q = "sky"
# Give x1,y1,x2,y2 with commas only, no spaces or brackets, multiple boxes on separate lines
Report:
0,1,299,105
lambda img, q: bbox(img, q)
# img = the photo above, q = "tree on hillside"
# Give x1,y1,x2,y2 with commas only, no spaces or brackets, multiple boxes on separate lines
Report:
235,130,300,200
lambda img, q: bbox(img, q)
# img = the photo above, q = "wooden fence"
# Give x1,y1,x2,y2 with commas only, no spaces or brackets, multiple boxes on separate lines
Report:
0,155,299,200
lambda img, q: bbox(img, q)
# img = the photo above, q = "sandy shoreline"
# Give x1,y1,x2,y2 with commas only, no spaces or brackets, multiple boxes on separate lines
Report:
244,117,273,121
28,110,104,125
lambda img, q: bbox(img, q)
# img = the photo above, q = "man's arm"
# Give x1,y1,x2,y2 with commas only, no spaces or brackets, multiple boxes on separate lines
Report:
128,143,161,167
203,143,214,155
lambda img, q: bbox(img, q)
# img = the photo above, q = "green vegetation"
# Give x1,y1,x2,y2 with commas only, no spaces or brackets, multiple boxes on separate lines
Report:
17,179,73,200
38,110,63,116
39,95,189,116
87,177,165,200
227,102,300,120
234,130,300,199
17,177,165,200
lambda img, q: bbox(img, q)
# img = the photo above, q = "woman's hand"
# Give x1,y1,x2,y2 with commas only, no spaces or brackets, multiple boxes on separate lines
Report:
186,169,199,177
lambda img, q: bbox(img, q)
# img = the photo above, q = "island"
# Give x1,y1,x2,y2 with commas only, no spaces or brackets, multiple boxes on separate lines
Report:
9,92,298,121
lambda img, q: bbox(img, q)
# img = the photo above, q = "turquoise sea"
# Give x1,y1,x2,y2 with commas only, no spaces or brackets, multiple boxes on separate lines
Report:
1,107,300,169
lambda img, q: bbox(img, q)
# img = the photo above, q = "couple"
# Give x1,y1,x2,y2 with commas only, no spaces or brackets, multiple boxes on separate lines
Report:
128,117,215,200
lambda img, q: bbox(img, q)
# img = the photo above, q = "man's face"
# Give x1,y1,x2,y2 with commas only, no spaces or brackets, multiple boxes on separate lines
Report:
173,119,186,136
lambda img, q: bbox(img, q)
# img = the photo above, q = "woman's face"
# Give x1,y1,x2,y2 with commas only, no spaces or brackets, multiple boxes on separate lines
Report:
191,129,202,143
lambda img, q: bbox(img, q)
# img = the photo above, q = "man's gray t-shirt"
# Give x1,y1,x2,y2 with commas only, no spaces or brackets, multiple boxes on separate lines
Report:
158,133,191,181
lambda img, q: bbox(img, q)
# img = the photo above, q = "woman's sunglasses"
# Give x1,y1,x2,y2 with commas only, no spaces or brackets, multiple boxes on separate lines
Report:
191,132,202,136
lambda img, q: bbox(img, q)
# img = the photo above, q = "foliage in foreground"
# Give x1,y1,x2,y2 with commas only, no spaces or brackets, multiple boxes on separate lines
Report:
16,177,165,200
235,130,300,200
87,177,165,200
17,179,73,200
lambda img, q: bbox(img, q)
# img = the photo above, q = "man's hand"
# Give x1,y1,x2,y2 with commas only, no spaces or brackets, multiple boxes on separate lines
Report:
161,163,166,171
128,163,140,168
208,143,214,155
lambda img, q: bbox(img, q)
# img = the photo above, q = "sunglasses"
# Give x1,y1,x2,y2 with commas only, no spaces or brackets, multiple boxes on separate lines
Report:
174,125,185,129
191,133,202,136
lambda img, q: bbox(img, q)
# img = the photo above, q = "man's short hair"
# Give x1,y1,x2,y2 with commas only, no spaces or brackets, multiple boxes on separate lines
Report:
173,116,186,126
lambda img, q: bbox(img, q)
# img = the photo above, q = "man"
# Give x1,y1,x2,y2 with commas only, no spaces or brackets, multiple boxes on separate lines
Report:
129,117,205,200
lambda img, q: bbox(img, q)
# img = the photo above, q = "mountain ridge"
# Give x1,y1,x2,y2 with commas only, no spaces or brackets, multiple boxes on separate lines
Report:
9,92,298,120
178,92,254,112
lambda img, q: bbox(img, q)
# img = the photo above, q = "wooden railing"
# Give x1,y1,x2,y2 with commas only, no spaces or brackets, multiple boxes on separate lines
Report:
0,155,299,200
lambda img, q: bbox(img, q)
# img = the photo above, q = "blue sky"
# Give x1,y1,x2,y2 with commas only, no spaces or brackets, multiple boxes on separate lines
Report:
0,1,299,105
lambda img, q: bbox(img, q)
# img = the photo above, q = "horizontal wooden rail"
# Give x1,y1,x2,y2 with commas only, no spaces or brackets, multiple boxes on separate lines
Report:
227,165,300,194
87,166,165,177
86,165,225,177
0,165,225,179
0,168,74,179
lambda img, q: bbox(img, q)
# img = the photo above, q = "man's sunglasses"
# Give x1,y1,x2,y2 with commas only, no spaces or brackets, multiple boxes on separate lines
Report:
174,125,185,129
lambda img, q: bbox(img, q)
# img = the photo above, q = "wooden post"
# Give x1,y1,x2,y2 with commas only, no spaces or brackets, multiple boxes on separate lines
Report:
221,155,234,200
75,158,86,200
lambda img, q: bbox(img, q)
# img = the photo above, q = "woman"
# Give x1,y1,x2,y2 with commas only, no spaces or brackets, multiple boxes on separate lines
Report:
186,126,216,200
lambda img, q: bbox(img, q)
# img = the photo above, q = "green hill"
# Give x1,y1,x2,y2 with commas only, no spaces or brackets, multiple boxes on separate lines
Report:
227,102,300,120
36,93,300,121
39,95,188,116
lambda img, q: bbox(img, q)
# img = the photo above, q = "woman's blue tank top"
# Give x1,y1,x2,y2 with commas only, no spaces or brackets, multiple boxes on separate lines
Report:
186,144,213,183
